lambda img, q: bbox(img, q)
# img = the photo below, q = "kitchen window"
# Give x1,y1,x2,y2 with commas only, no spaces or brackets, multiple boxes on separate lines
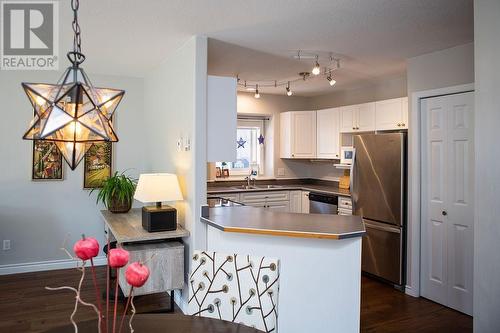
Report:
217,119,265,177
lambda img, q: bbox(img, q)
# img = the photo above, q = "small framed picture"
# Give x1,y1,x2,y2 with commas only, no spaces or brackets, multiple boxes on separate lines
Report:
222,169,230,178
340,146,354,165
216,167,222,178
32,140,64,180
83,142,112,189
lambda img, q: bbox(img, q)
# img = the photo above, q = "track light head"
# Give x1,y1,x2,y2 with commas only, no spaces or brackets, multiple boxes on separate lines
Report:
312,61,321,75
286,82,293,96
312,55,321,75
327,75,336,86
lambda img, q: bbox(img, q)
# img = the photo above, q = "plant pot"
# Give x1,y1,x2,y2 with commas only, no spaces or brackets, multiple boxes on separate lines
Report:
108,196,132,213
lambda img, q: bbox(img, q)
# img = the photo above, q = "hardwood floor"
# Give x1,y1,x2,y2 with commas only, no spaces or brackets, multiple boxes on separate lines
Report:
0,268,473,332
361,276,472,332
0,266,179,333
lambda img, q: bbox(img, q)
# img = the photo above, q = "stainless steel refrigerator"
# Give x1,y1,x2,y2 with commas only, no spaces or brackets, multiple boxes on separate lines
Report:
352,133,406,286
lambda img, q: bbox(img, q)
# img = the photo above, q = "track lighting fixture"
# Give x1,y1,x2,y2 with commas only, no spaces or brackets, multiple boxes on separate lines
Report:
312,55,321,75
237,52,340,95
327,75,336,86
286,82,293,96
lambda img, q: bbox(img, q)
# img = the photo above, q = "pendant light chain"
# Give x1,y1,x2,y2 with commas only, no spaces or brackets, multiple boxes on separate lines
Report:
69,0,85,66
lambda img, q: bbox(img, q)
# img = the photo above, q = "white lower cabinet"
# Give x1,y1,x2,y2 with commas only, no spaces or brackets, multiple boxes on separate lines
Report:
209,193,240,202
301,191,310,214
289,190,302,213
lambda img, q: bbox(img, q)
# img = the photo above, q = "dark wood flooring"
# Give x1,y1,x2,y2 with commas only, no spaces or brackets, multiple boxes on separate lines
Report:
361,276,472,332
0,268,472,332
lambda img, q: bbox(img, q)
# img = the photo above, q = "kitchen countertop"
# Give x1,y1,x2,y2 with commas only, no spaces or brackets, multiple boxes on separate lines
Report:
207,184,351,197
201,206,365,240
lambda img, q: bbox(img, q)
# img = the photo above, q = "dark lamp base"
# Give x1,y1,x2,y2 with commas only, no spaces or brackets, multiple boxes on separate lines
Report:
142,205,177,232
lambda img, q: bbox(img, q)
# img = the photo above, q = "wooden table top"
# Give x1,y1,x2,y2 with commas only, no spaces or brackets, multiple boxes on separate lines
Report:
101,208,190,243
43,314,261,333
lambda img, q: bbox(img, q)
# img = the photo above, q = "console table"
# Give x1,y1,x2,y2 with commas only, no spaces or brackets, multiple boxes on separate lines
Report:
100,208,189,312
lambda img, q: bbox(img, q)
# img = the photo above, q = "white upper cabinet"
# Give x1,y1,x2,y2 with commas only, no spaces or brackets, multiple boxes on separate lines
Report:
375,97,408,130
316,108,340,159
280,111,316,158
340,105,357,132
357,102,376,131
206,75,237,162
340,102,375,133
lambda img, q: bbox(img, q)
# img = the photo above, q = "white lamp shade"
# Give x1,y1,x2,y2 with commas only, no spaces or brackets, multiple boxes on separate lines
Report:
134,173,183,203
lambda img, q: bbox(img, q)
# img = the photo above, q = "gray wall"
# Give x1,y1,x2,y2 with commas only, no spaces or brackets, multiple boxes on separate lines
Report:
474,1,500,331
143,36,207,313
404,42,475,295
407,42,474,94
0,70,146,266
310,76,407,109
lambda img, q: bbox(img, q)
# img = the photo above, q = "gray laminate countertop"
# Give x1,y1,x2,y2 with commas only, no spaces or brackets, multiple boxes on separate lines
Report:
201,206,365,240
207,184,351,197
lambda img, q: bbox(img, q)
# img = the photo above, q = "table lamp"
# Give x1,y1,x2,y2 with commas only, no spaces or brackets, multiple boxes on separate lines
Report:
134,173,183,232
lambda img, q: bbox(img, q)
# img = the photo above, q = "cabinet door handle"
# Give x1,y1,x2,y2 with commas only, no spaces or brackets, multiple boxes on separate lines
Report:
442,210,447,216
352,127,355,130
397,123,401,127
401,123,405,127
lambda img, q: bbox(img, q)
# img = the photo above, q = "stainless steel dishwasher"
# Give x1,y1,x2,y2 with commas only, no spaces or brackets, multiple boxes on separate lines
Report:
309,192,338,214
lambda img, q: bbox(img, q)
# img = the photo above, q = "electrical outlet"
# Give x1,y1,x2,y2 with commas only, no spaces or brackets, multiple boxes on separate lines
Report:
3,240,11,251
277,168,285,177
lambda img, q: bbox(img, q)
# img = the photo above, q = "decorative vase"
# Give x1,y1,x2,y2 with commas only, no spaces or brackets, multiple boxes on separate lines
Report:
108,196,132,213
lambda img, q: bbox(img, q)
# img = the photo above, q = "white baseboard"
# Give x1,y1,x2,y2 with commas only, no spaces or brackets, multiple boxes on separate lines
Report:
0,256,107,275
405,285,419,297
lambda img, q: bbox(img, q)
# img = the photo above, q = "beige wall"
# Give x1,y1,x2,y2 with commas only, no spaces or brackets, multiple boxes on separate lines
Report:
310,75,407,109
474,0,500,331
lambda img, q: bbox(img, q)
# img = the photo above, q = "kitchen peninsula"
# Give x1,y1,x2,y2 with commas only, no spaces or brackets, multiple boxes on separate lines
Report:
200,204,365,333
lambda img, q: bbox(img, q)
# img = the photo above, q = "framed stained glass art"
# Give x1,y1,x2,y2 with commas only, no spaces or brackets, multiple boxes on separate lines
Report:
32,140,64,180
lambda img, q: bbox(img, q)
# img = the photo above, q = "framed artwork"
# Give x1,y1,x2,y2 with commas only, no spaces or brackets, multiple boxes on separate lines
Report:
222,169,230,178
216,167,222,178
32,140,64,180
83,142,112,189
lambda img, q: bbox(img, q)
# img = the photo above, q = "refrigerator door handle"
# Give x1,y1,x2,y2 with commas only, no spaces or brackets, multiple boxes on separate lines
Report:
350,147,356,211
364,220,401,233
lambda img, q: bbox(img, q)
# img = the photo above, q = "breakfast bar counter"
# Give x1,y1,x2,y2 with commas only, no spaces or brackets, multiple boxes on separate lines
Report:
200,205,365,333
201,205,365,239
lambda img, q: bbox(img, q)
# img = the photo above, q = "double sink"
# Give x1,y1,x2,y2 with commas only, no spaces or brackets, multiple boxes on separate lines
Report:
231,184,284,190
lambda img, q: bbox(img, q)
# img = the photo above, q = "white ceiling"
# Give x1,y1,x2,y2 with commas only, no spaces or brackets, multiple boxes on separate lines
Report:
62,0,473,96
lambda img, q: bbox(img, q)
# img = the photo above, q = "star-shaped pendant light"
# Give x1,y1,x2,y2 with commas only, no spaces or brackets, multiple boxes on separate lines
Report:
21,0,125,170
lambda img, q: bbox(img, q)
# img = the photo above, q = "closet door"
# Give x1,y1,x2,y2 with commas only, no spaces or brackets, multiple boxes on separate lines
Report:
421,91,474,315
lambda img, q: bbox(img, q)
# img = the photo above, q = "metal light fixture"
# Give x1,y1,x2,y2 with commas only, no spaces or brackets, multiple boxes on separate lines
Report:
21,0,125,170
312,55,321,75
327,75,336,86
286,82,293,96
254,84,260,98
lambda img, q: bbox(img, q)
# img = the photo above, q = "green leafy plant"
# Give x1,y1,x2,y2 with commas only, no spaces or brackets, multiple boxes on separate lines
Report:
90,171,137,212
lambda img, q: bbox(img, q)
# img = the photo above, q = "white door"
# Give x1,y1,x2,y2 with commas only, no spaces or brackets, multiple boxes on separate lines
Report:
317,108,340,159
292,111,316,158
357,102,376,132
421,91,474,315
340,106,356,133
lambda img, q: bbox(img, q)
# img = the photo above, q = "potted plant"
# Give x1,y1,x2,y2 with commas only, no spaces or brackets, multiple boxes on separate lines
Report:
91,171,137,213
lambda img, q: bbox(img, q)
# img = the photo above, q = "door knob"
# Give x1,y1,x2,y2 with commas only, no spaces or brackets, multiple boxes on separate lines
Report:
442,211,447,216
